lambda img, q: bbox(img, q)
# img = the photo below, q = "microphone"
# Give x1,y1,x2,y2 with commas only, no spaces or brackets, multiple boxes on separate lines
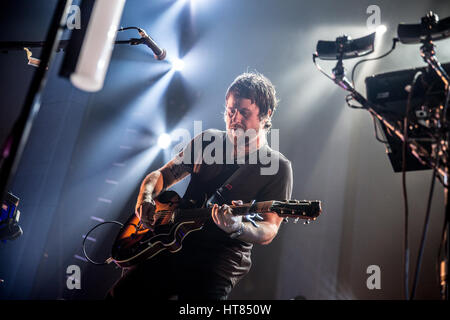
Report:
137,28,166,60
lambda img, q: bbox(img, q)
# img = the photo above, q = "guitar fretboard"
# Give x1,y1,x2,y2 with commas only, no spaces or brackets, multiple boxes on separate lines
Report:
173,201,274,221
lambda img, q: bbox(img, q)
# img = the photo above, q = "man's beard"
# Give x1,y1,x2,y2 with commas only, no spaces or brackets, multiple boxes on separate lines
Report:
227,127,261,156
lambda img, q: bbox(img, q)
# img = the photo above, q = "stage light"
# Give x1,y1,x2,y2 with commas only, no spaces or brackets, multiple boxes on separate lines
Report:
397,12,450,44
67,0,126,92
171,58,185,71
158,133,172,149
376,24,387,35
315,32,375,60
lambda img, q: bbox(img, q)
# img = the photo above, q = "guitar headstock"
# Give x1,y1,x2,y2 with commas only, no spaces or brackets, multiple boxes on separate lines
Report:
270,199,322,221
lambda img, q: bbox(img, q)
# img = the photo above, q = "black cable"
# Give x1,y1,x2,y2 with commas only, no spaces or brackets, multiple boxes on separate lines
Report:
82,221,124,265
351,38,399,87
410,160,437,299
312,53,336,82
371,114,389,144
118,26,140,32
345,94,365,109
401,125,410,300
402,71,423,300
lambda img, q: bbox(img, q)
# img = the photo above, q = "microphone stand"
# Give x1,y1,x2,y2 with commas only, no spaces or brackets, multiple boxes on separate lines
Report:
329,55,445,178
0,0,73,205
0,39,151,53
314,41,450,299
0,23,162,206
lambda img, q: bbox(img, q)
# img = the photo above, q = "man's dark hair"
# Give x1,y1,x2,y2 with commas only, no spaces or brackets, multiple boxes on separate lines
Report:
225,72,278,130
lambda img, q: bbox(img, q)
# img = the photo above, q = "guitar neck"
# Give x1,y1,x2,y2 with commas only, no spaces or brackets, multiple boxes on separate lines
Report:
175,201,274,221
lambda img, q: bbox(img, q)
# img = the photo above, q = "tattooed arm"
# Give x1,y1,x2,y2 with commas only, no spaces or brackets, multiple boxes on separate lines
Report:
135,130,201,224
135,154,192,217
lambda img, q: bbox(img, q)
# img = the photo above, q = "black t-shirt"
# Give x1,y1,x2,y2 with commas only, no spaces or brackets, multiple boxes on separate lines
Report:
172,129,293,286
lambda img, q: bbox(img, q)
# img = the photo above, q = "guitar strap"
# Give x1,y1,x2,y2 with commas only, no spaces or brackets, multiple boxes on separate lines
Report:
206,166,243,207
206,160,261,206
205,141,278,225
206,163,266,228
206,133,268,208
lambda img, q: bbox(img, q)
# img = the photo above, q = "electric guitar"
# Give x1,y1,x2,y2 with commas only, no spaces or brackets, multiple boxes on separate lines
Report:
110,190,322,267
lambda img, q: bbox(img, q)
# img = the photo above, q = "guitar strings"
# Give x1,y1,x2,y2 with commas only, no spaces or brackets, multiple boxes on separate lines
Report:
136,205,251,227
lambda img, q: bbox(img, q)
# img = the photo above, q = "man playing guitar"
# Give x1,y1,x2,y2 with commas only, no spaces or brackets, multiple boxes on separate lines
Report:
107,72,293,300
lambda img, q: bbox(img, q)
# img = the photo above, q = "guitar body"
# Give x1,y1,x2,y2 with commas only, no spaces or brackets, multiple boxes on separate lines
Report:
110,190,322,268
111,191,204,268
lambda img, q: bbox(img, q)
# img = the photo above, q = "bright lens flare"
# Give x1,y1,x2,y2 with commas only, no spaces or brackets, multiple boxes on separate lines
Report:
157,133,172,149
376,24,387,35
171,59,185,71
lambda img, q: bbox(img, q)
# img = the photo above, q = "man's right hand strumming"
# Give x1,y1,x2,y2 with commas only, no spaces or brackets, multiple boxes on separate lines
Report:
134,158,192,229
135,171,162,229
135,198,157,229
